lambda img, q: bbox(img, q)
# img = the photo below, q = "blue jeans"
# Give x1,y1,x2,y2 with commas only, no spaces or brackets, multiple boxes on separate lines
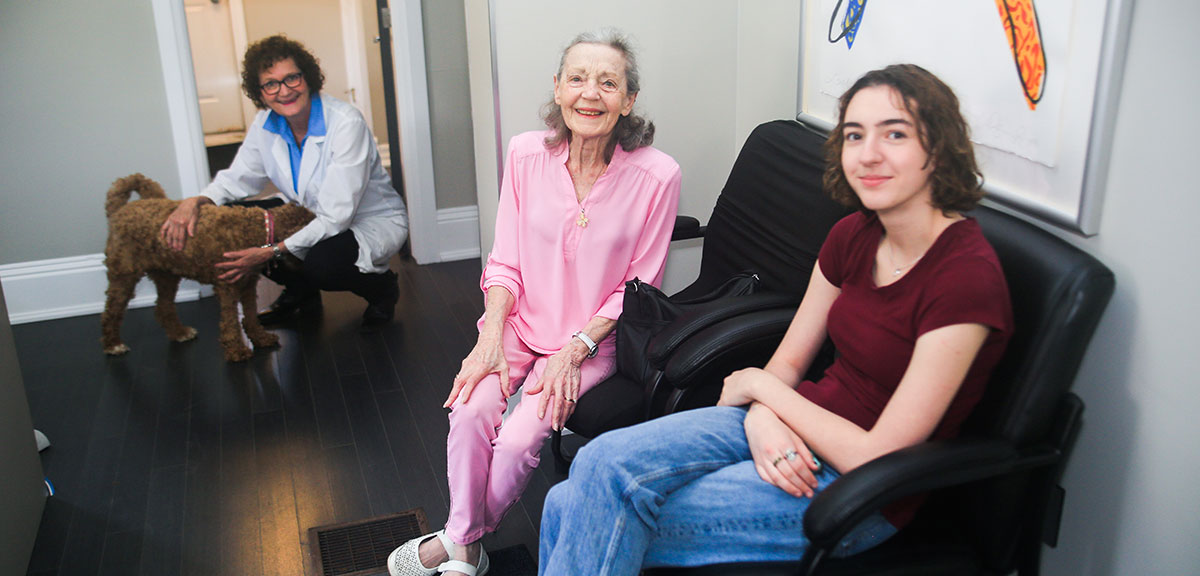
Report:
538,406,896,575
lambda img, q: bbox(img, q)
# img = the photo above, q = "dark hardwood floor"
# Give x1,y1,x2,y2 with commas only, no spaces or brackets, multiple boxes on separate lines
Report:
16,256,568,576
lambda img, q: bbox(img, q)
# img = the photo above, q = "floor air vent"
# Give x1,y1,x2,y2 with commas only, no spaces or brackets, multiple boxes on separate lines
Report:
309,508,429,576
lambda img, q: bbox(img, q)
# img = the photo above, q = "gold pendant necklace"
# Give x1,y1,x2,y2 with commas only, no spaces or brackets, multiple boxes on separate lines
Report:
576,209,589,228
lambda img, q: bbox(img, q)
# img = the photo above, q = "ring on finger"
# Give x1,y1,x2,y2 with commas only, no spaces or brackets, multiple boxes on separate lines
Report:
772,455,785,467
784,449,799,462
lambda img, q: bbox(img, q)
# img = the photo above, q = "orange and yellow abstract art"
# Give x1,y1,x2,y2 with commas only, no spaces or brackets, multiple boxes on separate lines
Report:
995,0,1047,109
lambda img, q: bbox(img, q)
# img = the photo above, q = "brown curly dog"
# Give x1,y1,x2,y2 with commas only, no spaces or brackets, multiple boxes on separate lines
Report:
101,173,314,362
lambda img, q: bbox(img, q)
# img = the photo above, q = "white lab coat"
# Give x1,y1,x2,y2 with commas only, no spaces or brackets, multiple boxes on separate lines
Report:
201,94,408,274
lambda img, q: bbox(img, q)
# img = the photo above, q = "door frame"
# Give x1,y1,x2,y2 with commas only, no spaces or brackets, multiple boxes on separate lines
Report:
151,0,441,264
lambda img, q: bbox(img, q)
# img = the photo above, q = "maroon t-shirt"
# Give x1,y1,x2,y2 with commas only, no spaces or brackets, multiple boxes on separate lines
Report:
799,212,1012,526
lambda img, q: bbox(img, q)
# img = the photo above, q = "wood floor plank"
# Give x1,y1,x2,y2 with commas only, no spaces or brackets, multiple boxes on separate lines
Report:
253,409,303,576
138,463,186,576
375,389,449,527
180,407,222,576
56,433,121,575
217,362,263,576
98,529,143,576
340,371,410,516
269,327,339,576
105,372,158,540
324,443,372,525
48,356,136,574
179,301,226,576
299,324,354,449
356,330,402,393
22,351,110,574
387,269,459,512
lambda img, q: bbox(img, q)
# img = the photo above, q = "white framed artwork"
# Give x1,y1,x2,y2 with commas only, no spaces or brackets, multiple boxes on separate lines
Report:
797,0,1134,235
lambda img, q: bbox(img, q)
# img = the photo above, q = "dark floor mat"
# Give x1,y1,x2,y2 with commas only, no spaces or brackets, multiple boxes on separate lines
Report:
309,508,429,576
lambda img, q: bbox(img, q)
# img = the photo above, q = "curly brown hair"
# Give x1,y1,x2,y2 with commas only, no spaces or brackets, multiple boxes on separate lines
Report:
540,29,655,162
240,35,325,110
823,64,983,214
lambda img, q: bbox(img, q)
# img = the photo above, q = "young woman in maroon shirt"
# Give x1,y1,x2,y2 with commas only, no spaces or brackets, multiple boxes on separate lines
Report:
537,64,1012,573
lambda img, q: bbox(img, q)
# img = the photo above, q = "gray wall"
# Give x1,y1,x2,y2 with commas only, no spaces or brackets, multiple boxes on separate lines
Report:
421,0,477,209
1042,1,1200,573
0,0,180,266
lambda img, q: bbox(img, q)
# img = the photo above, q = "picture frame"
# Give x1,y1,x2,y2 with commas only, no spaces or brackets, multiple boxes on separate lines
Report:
796,0,1134,235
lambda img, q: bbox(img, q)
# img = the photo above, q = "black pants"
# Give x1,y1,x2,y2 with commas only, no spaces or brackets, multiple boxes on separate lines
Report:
234,198,394,304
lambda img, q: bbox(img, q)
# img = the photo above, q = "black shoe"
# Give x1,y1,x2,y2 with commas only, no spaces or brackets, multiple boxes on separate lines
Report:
361,271,399,327
258,287,321,325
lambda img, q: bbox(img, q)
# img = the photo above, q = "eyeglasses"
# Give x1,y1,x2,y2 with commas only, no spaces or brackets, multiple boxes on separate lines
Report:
260,73,303,95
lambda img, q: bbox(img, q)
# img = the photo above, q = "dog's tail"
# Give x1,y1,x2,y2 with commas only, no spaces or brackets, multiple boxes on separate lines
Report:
105,173,168,218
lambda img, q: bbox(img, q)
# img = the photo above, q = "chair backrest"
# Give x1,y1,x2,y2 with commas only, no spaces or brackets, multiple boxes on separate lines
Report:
677,120,851,299
964,206,1115,444
950,205,1115,572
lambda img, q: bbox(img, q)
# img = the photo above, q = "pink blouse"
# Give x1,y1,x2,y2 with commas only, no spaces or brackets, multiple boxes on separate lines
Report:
481,130,682,354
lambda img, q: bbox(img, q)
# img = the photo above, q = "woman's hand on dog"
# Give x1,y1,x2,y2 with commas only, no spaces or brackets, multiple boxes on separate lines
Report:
161,196,211,251
216,246,275,283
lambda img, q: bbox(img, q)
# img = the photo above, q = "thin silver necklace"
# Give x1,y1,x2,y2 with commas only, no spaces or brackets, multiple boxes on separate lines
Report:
886,237,925,277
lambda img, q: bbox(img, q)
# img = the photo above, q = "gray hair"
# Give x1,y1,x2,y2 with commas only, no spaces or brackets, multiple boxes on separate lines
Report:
540,29,655,161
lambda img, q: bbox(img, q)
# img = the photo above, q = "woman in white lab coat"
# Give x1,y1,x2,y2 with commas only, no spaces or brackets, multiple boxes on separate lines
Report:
161,35,408,326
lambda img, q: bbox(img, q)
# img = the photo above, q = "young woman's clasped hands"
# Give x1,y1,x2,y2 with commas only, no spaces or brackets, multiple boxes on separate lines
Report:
721,368,822,498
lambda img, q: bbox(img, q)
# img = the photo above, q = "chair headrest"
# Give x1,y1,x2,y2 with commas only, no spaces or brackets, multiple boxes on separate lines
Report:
689,120,851,297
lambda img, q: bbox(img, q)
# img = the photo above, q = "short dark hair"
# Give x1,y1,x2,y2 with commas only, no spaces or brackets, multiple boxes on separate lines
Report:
823,64,983,214
540,29,655,162
240,35,325,110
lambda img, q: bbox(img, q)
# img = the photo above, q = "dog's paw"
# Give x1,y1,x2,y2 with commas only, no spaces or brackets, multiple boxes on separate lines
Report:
223,346,254,363
171,327,198,343
103,344,130,356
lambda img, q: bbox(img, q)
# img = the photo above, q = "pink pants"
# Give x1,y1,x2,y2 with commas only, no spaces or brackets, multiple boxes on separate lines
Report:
444,325,616,544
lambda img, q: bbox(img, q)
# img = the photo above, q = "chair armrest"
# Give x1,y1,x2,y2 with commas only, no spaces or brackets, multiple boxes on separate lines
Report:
803,438,1061,549
658,307,799,388
673,215,704,241
646,293,801,365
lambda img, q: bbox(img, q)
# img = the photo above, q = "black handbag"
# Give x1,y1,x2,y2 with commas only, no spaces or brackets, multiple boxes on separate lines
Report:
616,272,760,385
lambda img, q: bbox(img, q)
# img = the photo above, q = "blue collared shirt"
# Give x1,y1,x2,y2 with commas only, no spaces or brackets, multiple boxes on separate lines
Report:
262,95,327,193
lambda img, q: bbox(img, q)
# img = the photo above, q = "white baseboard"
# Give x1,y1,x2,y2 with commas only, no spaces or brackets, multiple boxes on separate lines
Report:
0,255,206,325
437,205,481,262
1,205,480,325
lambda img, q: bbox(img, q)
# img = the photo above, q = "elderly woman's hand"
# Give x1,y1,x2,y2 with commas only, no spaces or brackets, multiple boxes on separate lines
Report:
444,330,510,408
527,343,588,431
161,196,209,251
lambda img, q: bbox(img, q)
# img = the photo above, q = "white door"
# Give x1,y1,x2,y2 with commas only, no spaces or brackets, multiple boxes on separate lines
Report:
184,0,246,137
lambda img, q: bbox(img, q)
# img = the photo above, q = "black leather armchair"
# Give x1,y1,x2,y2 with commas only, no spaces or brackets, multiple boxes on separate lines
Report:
551,120,851,470
644,196,1116,575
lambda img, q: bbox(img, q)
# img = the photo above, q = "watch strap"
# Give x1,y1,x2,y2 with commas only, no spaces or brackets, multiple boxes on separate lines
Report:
572,331,599,358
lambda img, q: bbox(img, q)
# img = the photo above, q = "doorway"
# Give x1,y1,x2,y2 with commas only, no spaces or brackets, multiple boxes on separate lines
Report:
152,0,438,263
183,0,398,185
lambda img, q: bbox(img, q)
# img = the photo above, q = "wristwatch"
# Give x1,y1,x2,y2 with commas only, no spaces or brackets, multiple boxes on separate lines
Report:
261,243,284,260
572,331,599,359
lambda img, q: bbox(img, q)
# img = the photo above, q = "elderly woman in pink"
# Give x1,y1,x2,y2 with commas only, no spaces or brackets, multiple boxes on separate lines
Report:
387,29,681,576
